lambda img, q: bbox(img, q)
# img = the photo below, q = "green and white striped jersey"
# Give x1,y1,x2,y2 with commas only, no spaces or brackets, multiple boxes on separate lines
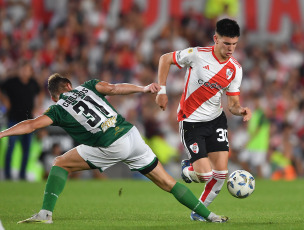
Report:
44,79,133,147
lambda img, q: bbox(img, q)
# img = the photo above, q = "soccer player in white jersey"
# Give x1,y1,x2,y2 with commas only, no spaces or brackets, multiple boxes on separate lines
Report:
156,18,252,221
0,73,228,224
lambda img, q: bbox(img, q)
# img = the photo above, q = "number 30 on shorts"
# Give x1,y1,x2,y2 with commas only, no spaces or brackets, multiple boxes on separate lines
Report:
216,128,228,142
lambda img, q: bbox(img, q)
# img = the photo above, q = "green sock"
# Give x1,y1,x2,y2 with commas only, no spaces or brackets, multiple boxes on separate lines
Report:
42,166,68,212
170,182,211,218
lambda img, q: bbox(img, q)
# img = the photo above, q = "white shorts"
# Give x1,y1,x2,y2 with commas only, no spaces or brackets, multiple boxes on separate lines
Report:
238,150,267,166
76,127,157,173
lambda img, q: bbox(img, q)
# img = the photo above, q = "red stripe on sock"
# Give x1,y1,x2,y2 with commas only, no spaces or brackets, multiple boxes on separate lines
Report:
197,175,212,182
213,172,227,179
200,178,217,202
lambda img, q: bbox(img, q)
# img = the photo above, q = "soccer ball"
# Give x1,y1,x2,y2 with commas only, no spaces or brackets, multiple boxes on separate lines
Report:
227,170,255,198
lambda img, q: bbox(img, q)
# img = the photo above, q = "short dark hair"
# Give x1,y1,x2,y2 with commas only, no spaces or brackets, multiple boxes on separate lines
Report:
216,18,240,38
48,73,71,99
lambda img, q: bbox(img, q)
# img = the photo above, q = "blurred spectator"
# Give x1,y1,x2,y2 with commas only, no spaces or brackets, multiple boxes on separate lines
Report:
40,142,63,178
204,0,239,20
269,123,297,181
238,94,270,178
141,94,178,165
0,61,43,180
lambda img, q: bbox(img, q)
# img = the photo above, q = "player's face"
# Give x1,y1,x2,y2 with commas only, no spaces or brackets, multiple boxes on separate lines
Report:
214,34,239,61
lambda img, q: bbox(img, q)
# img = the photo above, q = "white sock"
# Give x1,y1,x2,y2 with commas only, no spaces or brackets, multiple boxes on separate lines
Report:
207,212,217,220
196,171,212,183
199,170,228,207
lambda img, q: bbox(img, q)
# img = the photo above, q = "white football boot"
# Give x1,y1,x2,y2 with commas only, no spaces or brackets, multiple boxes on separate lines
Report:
17,210,53,224
207,212,229,223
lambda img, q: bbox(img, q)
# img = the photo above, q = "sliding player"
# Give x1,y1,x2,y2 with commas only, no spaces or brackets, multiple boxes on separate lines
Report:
0,74,228,224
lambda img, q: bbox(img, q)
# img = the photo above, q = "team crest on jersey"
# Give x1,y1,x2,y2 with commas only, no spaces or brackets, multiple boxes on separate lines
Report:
226,68,234,80
188,48,193,53
190,142,199,153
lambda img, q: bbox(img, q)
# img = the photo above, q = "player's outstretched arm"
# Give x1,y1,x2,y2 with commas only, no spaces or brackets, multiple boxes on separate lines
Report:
227,95,252,121
95,81,160,95
156,52,175,111
0,115,53,139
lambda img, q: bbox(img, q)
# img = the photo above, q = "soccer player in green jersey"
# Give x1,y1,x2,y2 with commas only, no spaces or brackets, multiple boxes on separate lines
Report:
0,73,228,224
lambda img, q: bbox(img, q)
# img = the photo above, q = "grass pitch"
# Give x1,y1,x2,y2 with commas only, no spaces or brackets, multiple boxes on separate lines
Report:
0,179,303,230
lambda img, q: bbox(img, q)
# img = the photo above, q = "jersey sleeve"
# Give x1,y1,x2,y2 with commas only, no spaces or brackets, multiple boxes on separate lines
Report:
81,79,107,97
226,66,242,96
172,47,198,69
43,105,61,126
82,79,100,91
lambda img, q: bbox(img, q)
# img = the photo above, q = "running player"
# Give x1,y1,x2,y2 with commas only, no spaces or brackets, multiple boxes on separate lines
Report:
156,18,252,221
0,74,228,224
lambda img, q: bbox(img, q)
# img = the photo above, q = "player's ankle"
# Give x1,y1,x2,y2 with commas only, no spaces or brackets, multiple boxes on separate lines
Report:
39,209,53,217
207,212,217,220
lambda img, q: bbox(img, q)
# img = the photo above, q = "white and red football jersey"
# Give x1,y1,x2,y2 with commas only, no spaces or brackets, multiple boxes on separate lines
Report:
173,46,242,122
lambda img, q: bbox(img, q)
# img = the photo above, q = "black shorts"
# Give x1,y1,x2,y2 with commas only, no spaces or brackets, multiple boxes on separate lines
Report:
179,112,229,163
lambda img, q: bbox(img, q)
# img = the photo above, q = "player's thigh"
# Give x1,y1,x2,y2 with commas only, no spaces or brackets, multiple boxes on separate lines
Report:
125,127,157,171
76,138,130,172
179,121,208,164
208,151,229,171
54,147,91,172
145,161,176,192
205,112,229,152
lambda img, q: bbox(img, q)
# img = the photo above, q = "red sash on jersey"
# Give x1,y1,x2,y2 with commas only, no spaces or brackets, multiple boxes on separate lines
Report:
178,62,237,121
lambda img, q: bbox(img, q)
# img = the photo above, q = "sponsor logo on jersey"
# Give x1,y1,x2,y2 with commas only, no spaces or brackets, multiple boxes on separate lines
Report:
226,68,234,80
198,79,223,90
101,116,117,132
203,65,209,70
190,142,199,153
114,126,125,136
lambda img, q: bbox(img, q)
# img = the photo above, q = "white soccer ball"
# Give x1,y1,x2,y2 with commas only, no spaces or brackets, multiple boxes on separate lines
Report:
227,170,255,198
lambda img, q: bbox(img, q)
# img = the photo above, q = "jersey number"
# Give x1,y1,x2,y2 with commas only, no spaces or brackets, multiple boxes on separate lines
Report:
72,96,111,128
216,128,228,142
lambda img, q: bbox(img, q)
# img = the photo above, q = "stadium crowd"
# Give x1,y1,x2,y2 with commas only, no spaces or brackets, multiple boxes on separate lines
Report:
0,0,303,181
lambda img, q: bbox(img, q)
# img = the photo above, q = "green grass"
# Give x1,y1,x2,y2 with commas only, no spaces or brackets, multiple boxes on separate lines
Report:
0,179,303,230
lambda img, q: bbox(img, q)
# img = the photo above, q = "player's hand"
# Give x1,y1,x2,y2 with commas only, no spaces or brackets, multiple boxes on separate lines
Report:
144,83,161,94
240,107,251,121
156,94,168,111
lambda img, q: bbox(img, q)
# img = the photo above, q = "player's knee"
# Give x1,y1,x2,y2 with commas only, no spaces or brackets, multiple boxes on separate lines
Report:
53,156,67,168
53,156,72,173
